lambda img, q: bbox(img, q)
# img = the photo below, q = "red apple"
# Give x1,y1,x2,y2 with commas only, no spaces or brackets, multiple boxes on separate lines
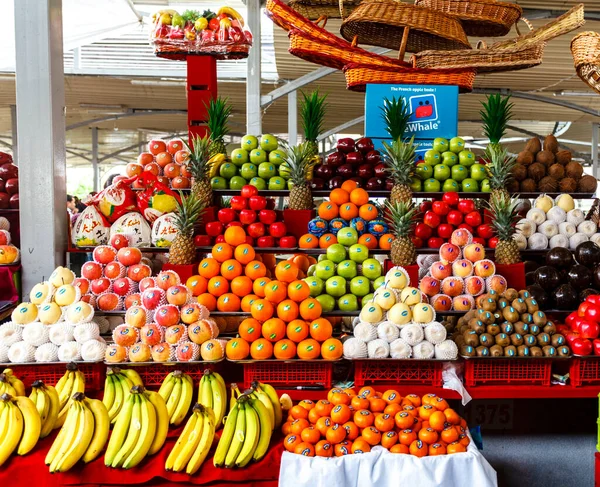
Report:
446,210,463,226
0,164,17,180
329,176,345,189
217,208,236,224
247,222,266,238
117,247,142,266
366,178,383,190
427,237,444,249
259,209,277,225
141,287,165,310
82,262,103,281
127,264,152,282
249,195,267,211
241,185,259,198
5,179,18,195
0,193,10,209
356,137,374,154
9,194,19,209
437,224,454,239
280,236,297,248
336,138,355,153
227,221,243,228
488,237,499,248
239,209,257,225
442,192,459,207
110,234,130,250
365,150,381,164
458,199,475,214
420,201,432,213
326,152,345,167
431,201,449,216
215,235,225,244
90,278,112,295
357,164,374,179
0,180,6,192
423,211,441,228
104,261,125,280
477,224,494,239
411,236,424,248
414,223,432,240
194,235,212,246
148,139,167,155
166,285,189,306
230,196,248,211
269,222,287,238
93,246,116,265
458,223,474,235
483,209,493,224
374,163,386,177
336,164,354,177
472,237,486,246
244,236,254,246
205,221,224,237
139,277,156,293
345,152,364,166
315,164,334,180
257,236,275,247
113,277,134,297
464,211,482,227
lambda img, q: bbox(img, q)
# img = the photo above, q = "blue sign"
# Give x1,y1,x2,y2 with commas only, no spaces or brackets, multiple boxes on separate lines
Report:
365,84,458,140
372,138,433,164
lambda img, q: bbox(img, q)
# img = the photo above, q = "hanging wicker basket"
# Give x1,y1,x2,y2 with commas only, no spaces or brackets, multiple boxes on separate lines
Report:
288,0,358,20
571,31,600,95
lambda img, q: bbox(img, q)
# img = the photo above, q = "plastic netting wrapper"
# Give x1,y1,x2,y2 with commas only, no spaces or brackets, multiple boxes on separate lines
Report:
136,172,181,223
84,177,137,224
110,212,152,248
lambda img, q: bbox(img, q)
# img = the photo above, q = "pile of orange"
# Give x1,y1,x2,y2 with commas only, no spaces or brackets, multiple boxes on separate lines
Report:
282,387,470,458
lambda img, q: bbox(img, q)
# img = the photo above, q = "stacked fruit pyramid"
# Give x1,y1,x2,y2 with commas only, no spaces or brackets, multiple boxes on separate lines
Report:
130,137,192,190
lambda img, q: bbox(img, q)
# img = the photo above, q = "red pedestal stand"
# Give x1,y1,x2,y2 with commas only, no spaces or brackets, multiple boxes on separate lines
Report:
186,56,218,142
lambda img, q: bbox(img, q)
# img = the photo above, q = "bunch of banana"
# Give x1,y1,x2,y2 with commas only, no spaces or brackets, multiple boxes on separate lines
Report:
165,403,216,474
217,7,244,26
54,363,85,428
45,392,109,472
102,367,144,424
252,381,283,430
198,370,227,429
0,392,41,466
158,370,193,426
29,380,60,438
104,386,169,469
208,153,227,178
1,369,25,396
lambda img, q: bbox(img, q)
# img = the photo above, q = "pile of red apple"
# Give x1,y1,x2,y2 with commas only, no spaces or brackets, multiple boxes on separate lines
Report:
413,192,496,249
197,185,297,248
312,138,386,191
125,139,191,190
0,152,18,210
564,295,600,356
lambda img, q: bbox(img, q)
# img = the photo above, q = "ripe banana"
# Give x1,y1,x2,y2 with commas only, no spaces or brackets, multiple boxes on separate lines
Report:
111,394,142,468
229,383,240,413
119,368,144,387
209,371,227,429
82,397,110,463
165,374,182,421
208,153,227,178
252,386,274,430
248,394,273,462
171,373,193,426
158,371,177,398
258,382,283,429
105,391,136,467
186,406,216,475
0,397,24,466
14,395,41,455
108,374,127,424
172,406,203,472
199,372,213,410
102,373,116,412
165,407,198,471
0,374,17,397
235,401,259,468
46,400,79,466
224,401,246,468
52,397,94,472
214,399,239,467
123,391,156,469
2,369,25,396
217,6,244,26
145,390,169,456
31,380,60,438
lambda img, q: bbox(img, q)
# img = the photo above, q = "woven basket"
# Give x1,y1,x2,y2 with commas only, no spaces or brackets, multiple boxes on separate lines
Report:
288,0,357,20
153,41,250,61
414,0,522,37
343,62,476,93
340,0,471,55
571,31,600,94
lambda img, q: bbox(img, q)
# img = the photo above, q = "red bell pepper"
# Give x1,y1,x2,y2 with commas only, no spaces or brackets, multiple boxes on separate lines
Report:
586,295,600,306
578,320,600,339
566,331,581,346
556,324,570,335
565,312,579,328
584,303,600,322
593,339,600,356
578,301,592,317
572,337,593,356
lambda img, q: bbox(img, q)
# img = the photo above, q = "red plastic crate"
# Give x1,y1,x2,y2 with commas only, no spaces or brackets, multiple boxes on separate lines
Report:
464,359,551,387
242,361,332,389
6,363,105,392
353,360,443,387
118,363,222,389
570,357,600,386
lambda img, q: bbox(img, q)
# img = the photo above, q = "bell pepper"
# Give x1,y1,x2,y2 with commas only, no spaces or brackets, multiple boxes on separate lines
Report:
586,295,600,306
565,312,579,328
578,301,592,317
566,331,581,346
584,303,600,322
593,339,600,356
579,320,600,339
572,337,593,356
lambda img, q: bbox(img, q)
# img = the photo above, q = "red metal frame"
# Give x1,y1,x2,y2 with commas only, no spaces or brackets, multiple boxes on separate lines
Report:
123,362,221,388
570,357,600,387
7,363,105,392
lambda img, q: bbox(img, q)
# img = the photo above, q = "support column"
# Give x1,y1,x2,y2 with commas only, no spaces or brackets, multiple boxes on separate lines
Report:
246,0,262,135
592,123,599,180
10,105,17,164
288,91,297,146
14,0,66,292
92,127,100,192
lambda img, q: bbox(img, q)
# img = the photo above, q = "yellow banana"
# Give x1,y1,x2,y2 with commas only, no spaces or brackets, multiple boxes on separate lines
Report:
58,371,74,410
82,397,110,463
249,395,273,462
217,6,244,26
33,385,49,426
123,392,156,469
108,375,125,424
165,376,182,422
208,373,226,429
3,370,25,396
102,373,115,413
120,368,144,387
104,392,135,466
253,388,274,430
173,406,204,472
50,400,84,472
158,371,176,399
208,154,227,178
199,373,213,410
171,373,193,426
224,402,246,468
259,382,283,429
186,406,216,475
41,384,60,437
73,370,86,395
229,383,238,414
235,402,260,468
0,399,23,466
213,400,239,467
145,390,169,456
54,369,69,395
111,394,141,468
0,375,17,396
15,395,41,455
45,400,79,466
53,396,94,472
166,410,198,471
0,399,9,440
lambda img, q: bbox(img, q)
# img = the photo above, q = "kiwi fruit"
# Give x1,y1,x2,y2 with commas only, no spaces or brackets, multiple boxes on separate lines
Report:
514,322,529,335
494,312,504,324
477,309,495,325
544,134,559,153
501,322,514,334
507,179,520,193
461,345,476,357
542,345,557,357
520,178,537,192
527,162,546,182
490,344,504,357
486,323,501,336
530,346,543,357
512,298,527,314
518,290,531,299
565,161,583,180
525,137,542,155
543,322,556,335
536,150,555,166
455,335,466,347
504,345,517,357
464,330,479,346
464,310,476,321
523,334,537,346
479,333,494,347
521,313,533,324
470,320,486,335
558,345,571,357
578,175,598,193
495,333,510,347
503,306,519,322
525,298,539,314
510,333,524,347
529,324,541,336
498,297,509,309
481,298,497,313
538,176,558,193
533,311,546,326
555,150,572,165
476,346,490,357
559,177,577,193
517,345,530,357
512,164,528,182
551,334,566,347
537,332,551,346
548,164,565,180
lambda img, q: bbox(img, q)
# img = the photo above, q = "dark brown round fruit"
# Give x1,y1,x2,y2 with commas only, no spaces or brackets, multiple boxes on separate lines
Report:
510,333,524,346
578,175,598,193
520,178,537,192
463,330,479,347
461,344,476,357
527,162,546,182
517,151,534,165
476,346,490,357
559,177,577,193
538,176,558,193
536,150,555,166
512,164,528,182
565,161,583,180
548,164,565,180
490,344,503,357
555,150,572,165
542,345,557,357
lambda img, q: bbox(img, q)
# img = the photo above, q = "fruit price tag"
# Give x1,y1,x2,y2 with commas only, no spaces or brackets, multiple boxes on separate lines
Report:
463,399,514,430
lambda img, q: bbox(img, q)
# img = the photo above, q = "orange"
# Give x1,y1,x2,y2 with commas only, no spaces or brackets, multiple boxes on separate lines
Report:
250,338,273,359
207,276,229,297
245,260,267,280
325,424,346,444
315,400,334,418
299,298,322,320
264,280,287,304
186,275,208,296
334,441,351,457
354,409,374,428
277,300,299,322
238,318,262,342
230,275,252,296
379,234,395,250
315,416,332,435
343,387,356,397
315,440,334,457
441,426,459,444
299,234,319,248
198,258,220,278
225,338,250,360
358,233,378,249
404,393,421,405
429,443,447,456
444,408,461,425
300,426,320,444
287,280,310,302
419,405,436,421
382,389,402,405
307,407,321,425
319,233,337,249
262,318,286,342
297,338,320,359
234,244,256,264
287,319,309,343
418,427,439,445
294,442,315,457
321,338,343,360
358,386,377,398
329,188,350,206
240,294,259,312
330,404,351,424
284,434,302,452
342,421,360,441
351,438,371,454
350,188,369,206
409,439,428,457
374,413,395,432
390,443,410,454
327,388,344,402
362,426,381,446
224,226,246,246
339,202,359,220
429,411,447,432
290,405,309,421
318,201,339,220
358,204,378,221
274,339,297,359
447,442,467,454
351,395,369,410
221,259,243,280
308,318,332,342
422,393,438,406
252,277,271,297
212,243,233,263
403,404,418,416
275,261,299,283
217,293,240,312
197,293,217,311
384,403,403,417
381,430,399,449
341,180,358,193
250,299,274,322
369,397,387,413
413,417,424,433
290,254,310,273
395,411,414,430
399,429,417,446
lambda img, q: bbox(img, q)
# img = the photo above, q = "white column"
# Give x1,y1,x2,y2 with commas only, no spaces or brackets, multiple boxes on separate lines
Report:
92,127,100,192
246,0,262,135
14,0,67,292
10,105,17,164
288,91,297,145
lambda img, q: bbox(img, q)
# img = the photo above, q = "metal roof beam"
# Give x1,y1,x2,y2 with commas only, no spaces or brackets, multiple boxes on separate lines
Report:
522,8,600,20
318,116,364,141
66,109,187,131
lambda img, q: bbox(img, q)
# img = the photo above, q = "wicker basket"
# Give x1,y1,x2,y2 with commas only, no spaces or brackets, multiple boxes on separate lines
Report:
340,0,471,55
343,62,476,93
414,0,522,37
571,31,600,95
288,0,358,20
153,41,250,61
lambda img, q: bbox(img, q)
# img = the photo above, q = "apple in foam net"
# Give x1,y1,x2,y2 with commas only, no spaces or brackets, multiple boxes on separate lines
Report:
117,247,142,267
124,293,141,309
154,305,181,327
141,288,165,310
73,278,90,295
91,278,112,295
441,278,464,297
128,264,151,282
167,285,189,306
104,261,125,280
431,294,452,312
110,234,130,250
82,262,103,281
452,259,473,278
113,278,133,297
474,260,496,278
439,243,461,263
419,276,441,297
465,276,485,296
125,306,147,328
139,277,156,293
430,261,452,280
463,243,486,263
93,246,116,265
180,303,203,324
156,271,179,291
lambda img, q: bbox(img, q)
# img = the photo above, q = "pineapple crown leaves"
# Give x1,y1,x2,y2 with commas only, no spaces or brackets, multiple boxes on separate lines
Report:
384,200,419,238
382,136,416,185
483,145,517,190
174,191,205,238
183,134,211,180
204,96,232,141
480,94,513,145
280,140,314,186
487,191,520,240
300,90,328,142
381,96,411,140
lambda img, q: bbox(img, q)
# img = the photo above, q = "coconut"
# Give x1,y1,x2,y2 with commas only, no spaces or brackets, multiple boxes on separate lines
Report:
514,233,527,250
525,138,542,154
578,220,598,237
536,150,555,166
528,233,549,250
548,164,565,180
534,195,554,213
556,194,575,212
517,151,534,166
546,206,567,224
526,208,546,225
559,177,578,193
578,175,598,193
512,164,528,181
570,232,589,250
528,163,546,182
516,219,536,238
538,176,558,193
567,209,585,226
507,180,520,193
555,150,572,165
520,179,537,192
543,134,559,153
565,162,583,180
558,222,576,237
549,234,569,249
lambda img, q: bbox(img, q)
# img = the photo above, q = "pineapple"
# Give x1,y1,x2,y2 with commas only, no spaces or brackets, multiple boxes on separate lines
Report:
285,143,314,210
205,97,232,156
300,90,327,158
185,134,213,208
480,93,513,155
169,192,204,265
485,146,517,200
381,96,411,141
488,191,522,265
385,200,419,266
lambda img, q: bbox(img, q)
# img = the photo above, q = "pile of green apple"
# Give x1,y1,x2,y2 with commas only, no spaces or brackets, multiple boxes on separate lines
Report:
303,238,385,313
210,134,291,191
412,137,490,193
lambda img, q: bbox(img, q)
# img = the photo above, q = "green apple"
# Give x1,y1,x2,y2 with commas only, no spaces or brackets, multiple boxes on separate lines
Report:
172,13,185,28
269,149,286,165
279,163,290,179
461,178,479,192
230,176,247,189
219,162,238,179
304,276,324,297
423,178,441,192
433,138,449,153
449,137,465,154
249,177,267,190
241,135,258,151
250,149,267,165
451,165,468,182
433,164,450,181
315,260,336,280
268,177,286,190
373,276,385,290
337,260,357,279
258,162,276,179
480,178,491,193
458,150,476,167
316,294,336,312
361,293,374,305
337,227,358,246
326,243,347,263
307,265,316,276
326,276,347,298
260,134,278,151
415,163,433,180
470,163,487,182
442,179,459,192
318,254,328,262
362,258,382,280
410,177,422,192
441,151,458,166
210,177,227,189
231,148,249,166
240,163,258,180
350,276,370,297
338,294,358,311
424,150,441,165
348,244,369,263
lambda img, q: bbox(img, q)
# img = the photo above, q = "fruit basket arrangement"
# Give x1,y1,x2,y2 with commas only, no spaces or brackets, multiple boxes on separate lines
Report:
151,7,252,60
